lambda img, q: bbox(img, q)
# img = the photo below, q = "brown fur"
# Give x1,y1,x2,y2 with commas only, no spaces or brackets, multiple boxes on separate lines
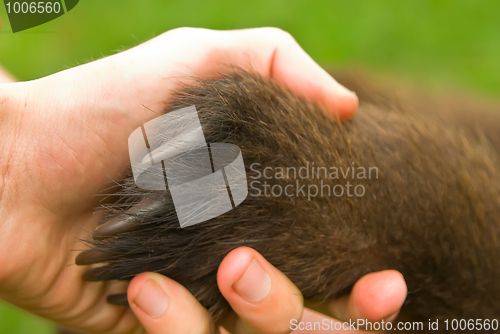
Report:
78,69,500,330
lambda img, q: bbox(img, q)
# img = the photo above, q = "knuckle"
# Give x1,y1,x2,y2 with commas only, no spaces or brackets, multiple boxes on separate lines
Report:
163,27,205,39
165,26,196,36
261,27,296,45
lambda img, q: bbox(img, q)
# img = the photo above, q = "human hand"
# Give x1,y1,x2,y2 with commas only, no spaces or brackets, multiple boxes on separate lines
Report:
0,27,361,333
127,247,407,334
0,64,15,83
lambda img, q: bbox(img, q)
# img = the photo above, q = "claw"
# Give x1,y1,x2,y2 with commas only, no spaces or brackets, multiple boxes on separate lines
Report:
107,293,129,307
93,196,168,240
141,129,206,168
75,249,114,266
93,215,140,240
82,266,114,281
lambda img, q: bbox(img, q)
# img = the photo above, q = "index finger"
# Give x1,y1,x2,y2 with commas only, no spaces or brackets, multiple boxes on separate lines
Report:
217,246,304,334
152,27,359,121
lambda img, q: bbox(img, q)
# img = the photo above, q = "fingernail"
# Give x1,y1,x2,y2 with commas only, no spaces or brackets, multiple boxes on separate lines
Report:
233,259,271,302
134,279,169,319
334,81,357,97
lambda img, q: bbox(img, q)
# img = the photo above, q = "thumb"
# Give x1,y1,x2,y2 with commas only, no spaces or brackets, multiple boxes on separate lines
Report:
128,272,215,334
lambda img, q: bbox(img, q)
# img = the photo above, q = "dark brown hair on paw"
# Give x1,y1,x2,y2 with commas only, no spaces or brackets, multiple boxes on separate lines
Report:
76,68,500,327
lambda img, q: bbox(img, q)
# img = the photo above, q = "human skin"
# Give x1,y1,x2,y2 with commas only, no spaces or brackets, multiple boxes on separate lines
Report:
0,64,15,83
0,27,406,333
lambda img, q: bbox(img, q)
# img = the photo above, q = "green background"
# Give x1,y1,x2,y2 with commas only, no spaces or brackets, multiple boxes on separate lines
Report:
0,0,498,333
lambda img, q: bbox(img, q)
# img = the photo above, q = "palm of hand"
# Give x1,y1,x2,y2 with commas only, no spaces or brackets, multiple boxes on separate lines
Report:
0,75,148,332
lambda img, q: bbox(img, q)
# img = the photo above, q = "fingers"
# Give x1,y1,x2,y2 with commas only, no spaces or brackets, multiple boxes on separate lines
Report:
329,270,407,323
291,270,407,333
291,308,349,333
164,27,358,121
127,272,215,334
217,247,303,334
220,28,359,121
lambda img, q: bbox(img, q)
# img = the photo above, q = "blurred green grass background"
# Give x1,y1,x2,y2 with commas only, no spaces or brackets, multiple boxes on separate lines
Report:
0,0,498,333
1,0,499,97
